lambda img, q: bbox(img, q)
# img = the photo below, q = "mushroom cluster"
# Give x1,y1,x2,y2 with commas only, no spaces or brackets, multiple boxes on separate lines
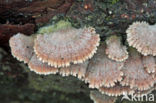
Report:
9,21,156,103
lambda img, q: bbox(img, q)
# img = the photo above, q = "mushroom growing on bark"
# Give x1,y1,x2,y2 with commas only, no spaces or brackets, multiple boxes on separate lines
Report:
126,21,156,56
142,56,156,74
59,61,89,80
99,84,134,96
105,35,128,62
120,48,154,91
34,23,100,68
9,33,34,63
28,54,59,75
85,44,124,88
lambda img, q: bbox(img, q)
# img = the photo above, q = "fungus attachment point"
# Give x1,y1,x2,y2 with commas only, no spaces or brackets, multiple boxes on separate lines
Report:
9,33,34,63
99,84,134,97
34,27,100,68
90,90,117,103
85,44,124,88
120,48,154,91
126,21,156,56
28,54,58,75
59,61,89,80
142,56,156,74
105,35,128,62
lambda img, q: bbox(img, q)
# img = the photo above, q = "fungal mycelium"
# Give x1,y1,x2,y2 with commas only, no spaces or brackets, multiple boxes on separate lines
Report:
9,20,156,103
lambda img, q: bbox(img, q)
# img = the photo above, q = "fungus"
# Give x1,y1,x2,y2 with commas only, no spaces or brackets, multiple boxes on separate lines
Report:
9,33,34,63
126,21,156,56
120,48,154,91
142,56,156,73
85,44,124,88
90,90,117,103
105,35,128,62
28,54,58,75
59,61,89,79
34,25,100,68
99,84,134,96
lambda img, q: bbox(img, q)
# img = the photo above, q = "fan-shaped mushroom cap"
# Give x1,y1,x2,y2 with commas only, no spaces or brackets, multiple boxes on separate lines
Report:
34,27,100,68
126,21,156,56
85,44,124,89
9,33,34,63
90,90,117,103
120,48,154,91
99,84,134,96
142,56,156,73
105,35,128,62
59,61,89,79
28,54,58,75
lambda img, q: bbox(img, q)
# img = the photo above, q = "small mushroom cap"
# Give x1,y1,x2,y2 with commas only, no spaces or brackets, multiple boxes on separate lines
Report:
126,21,156,56
9,33,34,63
120,48,155,91
142,56,156,73
34,27,100,68
28,54,58,75
85,44,124,89
59,61,89,80
105,35,128,62
90,90,117,103
99,84,135,97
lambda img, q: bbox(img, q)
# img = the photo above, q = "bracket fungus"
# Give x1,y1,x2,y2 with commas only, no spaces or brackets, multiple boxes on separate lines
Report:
9,20,156,101
85,44,124,88
90,90,117,103
99,84,134,97
28,54,59,75
142,56,156,74
9,33,34,63
126,21,156,56
34,25,100,68
105,35,128,62
120,48,154,91
59,61,89,80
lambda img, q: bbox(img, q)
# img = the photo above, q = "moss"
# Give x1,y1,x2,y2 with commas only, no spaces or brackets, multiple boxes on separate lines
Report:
37,20,72,34
28,72,90,94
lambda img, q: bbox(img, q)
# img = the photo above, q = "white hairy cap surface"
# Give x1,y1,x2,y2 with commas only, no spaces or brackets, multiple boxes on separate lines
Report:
120,49,154,91
28,54,58,75
59,61,89,80
90,90,117,103
142,56,156,74
106,35,128,62
9,33,34,63
99,84,134,97
126,21,156,56
34,27,100,68
85,44,124,89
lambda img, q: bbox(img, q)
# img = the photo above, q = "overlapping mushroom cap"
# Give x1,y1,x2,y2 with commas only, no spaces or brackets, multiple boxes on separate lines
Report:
85,44,124,88
142,56,156,73
34,27,100,68
99,84,134,96
28,54,59,75
105,35,128,62
59,61,89,80
9,33,34,63
120,48,154,91
126,21,156,56
9,20,156,102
